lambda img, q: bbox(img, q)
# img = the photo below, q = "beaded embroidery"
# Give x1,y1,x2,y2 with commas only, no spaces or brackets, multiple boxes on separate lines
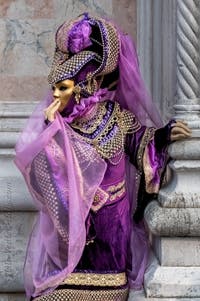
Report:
71,102,107,134
70,101,141,164
48,51,102,85
61,271,127,287
91,187,109,212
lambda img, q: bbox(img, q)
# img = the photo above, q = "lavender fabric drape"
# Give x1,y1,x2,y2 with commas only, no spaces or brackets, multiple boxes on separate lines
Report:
15,115,106,298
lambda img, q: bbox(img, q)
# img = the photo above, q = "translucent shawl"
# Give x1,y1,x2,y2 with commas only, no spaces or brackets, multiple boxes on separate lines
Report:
15,29,162,298
116,30,162,290
15,111,106,299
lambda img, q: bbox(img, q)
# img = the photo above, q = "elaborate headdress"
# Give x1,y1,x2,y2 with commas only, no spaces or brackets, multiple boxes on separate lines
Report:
48,13,120,103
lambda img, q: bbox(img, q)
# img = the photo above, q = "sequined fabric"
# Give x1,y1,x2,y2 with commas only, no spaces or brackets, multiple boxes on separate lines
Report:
60,271,127,286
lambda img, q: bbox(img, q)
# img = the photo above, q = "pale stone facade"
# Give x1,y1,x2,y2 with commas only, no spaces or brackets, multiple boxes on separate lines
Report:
1,1,200,301
0,0,136,103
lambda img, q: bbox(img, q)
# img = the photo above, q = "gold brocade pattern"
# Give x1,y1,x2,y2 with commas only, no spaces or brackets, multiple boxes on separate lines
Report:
71,103,107,134
143,147,160,194
136,127,156,172
34,287,129,301
70,101,141,163
110,187,126,201
48,51,102,85
61,272,127,286
107,180,125,192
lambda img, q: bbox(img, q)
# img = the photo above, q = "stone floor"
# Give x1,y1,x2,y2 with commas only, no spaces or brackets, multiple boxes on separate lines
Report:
128,290,200,301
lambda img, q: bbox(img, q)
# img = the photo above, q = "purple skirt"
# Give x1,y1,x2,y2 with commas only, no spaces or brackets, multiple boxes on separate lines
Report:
77,194,131,272
33,195,131,301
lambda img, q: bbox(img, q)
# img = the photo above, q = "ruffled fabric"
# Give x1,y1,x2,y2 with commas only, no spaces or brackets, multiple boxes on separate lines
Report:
65,88,114,123
68,14,92,54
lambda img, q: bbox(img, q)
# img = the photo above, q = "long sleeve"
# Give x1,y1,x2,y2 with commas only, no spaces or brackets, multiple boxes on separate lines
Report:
125,122,171,222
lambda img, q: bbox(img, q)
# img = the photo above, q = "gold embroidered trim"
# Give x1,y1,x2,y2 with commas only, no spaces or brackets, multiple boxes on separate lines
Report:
143,147,160,194
121,109,141,134
61,272,127,287
71,102,107,134
91,187,109,212
136,127,156,172
34,287,129,301
106,180,125,192
110,187,126,201
70,101,141,163
91,180,126,212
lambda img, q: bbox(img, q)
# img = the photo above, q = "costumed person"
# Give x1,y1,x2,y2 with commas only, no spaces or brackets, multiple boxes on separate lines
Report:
14,13,191,301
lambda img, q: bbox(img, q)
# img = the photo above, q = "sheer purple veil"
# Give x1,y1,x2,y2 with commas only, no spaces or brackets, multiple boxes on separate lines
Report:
15,91,53,156
114,29,163,289
15,111,106,298
116,30,162,128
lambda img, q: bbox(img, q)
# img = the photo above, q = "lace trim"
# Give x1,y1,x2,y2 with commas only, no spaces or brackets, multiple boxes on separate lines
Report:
110,186,126,201
91,180,126,211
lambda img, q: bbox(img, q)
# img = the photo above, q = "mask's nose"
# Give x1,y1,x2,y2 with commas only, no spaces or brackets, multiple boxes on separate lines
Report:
53,88,59,98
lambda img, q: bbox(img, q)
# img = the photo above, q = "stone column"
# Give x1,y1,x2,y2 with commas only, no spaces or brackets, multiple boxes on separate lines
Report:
135,1,200,299
0,102,37,301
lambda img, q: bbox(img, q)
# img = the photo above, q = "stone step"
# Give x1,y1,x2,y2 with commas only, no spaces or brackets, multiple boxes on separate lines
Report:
144,255,200,298
128,290,200,301
0,294,25,301
0,212,36,291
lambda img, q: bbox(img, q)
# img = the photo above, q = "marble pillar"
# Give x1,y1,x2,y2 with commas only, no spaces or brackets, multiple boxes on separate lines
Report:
139,0,200,299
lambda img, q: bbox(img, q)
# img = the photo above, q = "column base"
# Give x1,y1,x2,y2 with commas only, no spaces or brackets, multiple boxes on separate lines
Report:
0,294,26,301
128,290,200,301
143,254,200,298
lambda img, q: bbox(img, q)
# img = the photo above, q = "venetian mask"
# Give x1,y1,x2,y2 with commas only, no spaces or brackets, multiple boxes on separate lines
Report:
52,79,75,112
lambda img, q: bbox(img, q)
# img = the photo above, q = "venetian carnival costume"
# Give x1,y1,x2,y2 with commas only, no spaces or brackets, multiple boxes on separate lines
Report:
15,13,172,301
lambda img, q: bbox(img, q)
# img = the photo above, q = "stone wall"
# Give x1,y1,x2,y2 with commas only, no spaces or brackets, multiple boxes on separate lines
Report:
0,0,136,103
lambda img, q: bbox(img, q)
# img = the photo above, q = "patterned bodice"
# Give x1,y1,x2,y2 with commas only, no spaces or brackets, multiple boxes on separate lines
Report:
70,100,141,165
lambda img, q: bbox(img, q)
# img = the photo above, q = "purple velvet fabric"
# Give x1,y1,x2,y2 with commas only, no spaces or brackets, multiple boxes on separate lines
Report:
77,193,131,271
143,139,168,193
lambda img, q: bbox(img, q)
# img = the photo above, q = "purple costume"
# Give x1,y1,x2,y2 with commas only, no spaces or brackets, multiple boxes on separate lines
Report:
15,13,170,301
